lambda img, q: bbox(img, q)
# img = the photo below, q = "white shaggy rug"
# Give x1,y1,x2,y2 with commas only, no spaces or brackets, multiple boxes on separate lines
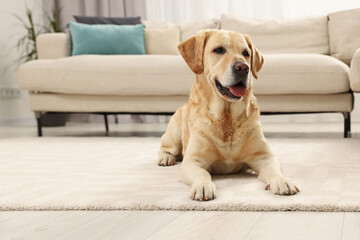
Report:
1,137,360,211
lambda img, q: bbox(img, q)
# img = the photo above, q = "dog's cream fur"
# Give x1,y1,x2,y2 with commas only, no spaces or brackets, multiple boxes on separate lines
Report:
158,30,300,201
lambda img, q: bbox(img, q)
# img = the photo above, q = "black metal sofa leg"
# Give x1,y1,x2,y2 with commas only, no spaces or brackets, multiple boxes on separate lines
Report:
343,112,351,138
104,114,109,133
35,112,43,137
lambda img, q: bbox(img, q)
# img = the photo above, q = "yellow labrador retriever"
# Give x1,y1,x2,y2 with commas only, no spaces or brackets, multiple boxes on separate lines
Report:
158,30,300,201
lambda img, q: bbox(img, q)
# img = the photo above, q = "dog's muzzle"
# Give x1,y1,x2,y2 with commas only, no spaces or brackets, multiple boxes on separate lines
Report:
215,61,249,100
215,79,247,100
233,61,249,77
232,61,249,87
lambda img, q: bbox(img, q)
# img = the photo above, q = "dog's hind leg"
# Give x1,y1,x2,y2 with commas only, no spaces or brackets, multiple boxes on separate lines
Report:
158,110,183,166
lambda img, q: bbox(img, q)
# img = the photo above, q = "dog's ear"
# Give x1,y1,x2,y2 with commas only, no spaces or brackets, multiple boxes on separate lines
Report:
244,34,264,79
178,31,207,74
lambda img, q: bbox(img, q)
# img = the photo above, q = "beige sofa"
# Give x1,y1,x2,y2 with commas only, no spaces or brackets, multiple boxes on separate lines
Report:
17,9,360,137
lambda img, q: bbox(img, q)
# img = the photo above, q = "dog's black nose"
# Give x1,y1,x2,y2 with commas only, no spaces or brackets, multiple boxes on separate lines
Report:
233,61,249,75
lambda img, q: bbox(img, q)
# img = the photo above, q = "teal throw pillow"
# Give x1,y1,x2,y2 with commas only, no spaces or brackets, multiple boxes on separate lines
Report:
67,21,145,55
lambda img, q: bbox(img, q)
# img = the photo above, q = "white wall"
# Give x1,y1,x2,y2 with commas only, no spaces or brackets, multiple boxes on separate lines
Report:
0,0,43,125
146,0,360,23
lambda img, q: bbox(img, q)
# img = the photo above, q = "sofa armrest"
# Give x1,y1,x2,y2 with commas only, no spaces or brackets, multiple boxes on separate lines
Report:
350,48,360,92
36,33,70,59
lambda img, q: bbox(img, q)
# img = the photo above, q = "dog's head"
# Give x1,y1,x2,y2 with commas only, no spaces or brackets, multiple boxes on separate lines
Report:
178,30,264,102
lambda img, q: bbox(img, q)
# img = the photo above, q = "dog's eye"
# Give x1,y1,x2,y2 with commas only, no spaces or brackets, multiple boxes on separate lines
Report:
213,47,225,54
242,50,249,57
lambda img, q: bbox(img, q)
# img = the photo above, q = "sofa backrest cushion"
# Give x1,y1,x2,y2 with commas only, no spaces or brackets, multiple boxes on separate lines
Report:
180,19,220,41
67,22,145,55
221,14,330,54
328,8,360,65
142,20,176,29
142,21,180,55
143,19,220,42
73,16,141,25
145,26,180,55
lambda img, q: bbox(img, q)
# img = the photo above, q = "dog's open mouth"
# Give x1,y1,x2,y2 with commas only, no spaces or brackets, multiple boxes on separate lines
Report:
215,80,247,100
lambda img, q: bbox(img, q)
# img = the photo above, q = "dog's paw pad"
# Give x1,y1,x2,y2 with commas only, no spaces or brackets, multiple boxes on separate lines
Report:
191,180,216,201
266,176,300,195
157,152,176,166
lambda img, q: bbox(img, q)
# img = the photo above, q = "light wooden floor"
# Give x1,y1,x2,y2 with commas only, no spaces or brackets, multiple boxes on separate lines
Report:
1,211,359,240
1,121,360,240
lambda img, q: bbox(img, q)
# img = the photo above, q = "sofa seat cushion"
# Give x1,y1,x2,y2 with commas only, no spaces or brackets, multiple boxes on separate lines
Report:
18,55,194,96
255,54,350,95
18,54,350,96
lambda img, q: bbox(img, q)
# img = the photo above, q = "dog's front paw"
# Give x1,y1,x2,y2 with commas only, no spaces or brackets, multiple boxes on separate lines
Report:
158,152,176,166
191,179,216,201
265,176,300,195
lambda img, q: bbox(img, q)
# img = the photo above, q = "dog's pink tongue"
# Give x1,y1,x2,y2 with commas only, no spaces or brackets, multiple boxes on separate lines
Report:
229,85,246,97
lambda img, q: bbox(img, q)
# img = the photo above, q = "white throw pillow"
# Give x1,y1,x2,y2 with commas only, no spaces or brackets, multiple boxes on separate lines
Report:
328,8,360,65
220,14,330,55
145,26,180,55
142,20,176,29
180,18,220,41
